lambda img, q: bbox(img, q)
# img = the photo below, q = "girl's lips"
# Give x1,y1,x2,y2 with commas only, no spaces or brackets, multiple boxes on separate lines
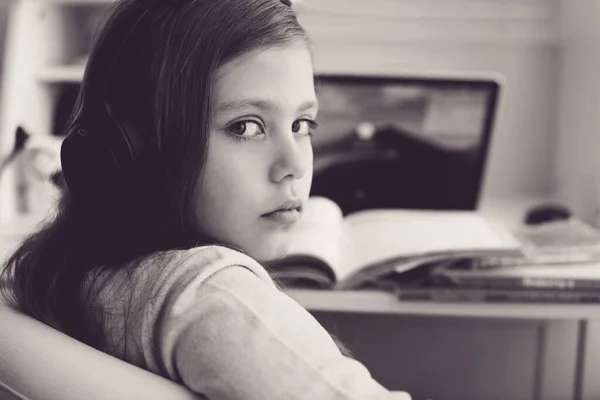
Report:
262,207,302,225
264,198,302,216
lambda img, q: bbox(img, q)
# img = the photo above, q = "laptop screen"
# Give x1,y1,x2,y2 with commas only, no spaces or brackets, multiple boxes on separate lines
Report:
310,74,501,214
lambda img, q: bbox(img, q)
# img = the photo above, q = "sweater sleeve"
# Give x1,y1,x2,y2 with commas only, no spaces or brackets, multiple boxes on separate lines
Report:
152,252,411,400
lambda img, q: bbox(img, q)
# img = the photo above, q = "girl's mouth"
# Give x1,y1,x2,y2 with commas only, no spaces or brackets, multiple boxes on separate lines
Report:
262,206,302,225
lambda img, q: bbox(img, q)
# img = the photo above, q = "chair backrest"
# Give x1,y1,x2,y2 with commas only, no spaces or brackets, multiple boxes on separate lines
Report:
0,300,204,400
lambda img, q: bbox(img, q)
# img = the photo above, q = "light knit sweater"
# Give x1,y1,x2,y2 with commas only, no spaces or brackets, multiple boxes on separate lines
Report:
88,245,411,400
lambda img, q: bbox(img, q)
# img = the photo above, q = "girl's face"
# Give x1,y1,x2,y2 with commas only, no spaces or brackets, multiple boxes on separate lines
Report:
193,43,317,262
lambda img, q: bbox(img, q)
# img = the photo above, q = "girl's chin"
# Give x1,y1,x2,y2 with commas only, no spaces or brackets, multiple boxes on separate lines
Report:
247,239,292,264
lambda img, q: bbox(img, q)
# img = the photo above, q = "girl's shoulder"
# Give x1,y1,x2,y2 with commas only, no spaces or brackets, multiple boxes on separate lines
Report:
145,245,275,290
87,245,276,315
87,245,278,371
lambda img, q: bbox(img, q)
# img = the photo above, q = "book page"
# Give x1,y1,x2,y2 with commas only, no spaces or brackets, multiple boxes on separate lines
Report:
337,209,520,282
285,196,345,279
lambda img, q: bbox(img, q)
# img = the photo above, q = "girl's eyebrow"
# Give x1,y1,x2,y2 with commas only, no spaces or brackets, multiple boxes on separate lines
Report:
215,99,319,113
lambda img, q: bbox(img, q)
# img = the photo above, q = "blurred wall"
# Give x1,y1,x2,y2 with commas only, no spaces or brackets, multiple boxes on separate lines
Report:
296,0,561,204
556,0,600,226
0,0,14,124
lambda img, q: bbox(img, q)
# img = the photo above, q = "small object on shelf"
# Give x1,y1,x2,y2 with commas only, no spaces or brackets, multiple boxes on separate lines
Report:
0,126,63,226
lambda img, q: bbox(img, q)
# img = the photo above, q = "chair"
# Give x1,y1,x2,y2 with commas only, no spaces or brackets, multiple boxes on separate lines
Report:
0,299,203,400
1,299,413,400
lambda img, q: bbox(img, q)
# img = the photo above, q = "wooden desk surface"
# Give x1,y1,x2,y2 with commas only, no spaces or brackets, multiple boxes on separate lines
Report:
285,288,600,320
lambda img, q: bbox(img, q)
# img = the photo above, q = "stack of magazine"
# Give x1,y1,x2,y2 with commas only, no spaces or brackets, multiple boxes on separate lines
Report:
423,218,600,303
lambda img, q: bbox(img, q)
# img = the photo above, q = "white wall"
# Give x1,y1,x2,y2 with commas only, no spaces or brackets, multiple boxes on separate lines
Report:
555,0,600,226
297,0,561,205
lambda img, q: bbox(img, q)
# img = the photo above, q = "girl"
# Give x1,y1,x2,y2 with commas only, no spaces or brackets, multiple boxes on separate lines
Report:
1,0,411,399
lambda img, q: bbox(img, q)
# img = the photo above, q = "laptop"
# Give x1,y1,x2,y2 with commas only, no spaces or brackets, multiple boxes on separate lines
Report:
310,72,502,214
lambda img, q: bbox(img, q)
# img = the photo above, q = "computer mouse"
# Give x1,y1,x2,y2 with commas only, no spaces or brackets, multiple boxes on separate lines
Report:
524,204,571,225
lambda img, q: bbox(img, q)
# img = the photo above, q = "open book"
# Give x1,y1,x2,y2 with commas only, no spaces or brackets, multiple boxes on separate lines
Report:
269,196,522,290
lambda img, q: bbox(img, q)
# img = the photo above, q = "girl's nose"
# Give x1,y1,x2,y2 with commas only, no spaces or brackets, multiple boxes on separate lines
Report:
269,133,311,183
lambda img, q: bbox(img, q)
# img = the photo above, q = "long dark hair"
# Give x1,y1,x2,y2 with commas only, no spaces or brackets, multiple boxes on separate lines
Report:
0,0,307,351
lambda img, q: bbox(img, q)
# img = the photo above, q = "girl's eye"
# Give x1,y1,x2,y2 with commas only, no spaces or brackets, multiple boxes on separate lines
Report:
292,119,318,136
227,120,265,139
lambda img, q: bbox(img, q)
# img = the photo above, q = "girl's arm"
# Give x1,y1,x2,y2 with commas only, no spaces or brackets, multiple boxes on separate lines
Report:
154,264,411,400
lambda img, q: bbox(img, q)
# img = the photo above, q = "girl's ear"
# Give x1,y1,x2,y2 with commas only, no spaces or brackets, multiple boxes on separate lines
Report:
15,126,31,153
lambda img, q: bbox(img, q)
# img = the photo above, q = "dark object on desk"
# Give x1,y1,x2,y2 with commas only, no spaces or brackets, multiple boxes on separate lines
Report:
524,204,571,225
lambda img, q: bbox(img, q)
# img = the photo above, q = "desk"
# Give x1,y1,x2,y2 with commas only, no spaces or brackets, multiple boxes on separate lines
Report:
284,195,600,400
281,195,600,400
1,195,599,400
285,289,600,400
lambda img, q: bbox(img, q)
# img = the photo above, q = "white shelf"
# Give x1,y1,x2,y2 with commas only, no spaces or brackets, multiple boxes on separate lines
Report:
285,289,600,320
37,64,85,83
